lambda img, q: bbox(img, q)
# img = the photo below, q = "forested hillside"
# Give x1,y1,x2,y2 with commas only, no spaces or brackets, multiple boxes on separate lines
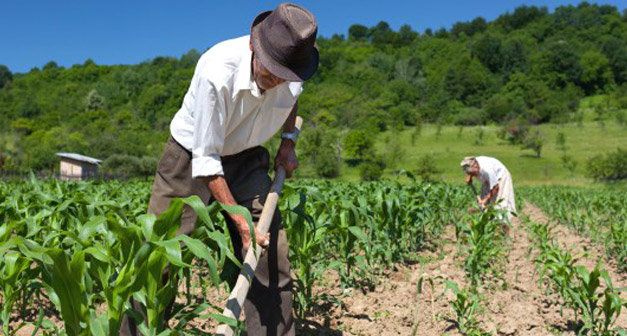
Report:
1,2,626,173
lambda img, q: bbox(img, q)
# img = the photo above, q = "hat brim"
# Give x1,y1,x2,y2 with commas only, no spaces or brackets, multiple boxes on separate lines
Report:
251,10,319,82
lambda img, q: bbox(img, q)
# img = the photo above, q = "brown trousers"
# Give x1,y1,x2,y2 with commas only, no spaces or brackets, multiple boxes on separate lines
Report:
119,136,295,336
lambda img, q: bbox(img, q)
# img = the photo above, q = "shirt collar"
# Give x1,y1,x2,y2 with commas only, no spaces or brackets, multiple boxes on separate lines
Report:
234,36,262,98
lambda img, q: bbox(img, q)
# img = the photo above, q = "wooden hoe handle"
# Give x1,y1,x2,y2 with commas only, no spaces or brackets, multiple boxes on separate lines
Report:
215,117,303,336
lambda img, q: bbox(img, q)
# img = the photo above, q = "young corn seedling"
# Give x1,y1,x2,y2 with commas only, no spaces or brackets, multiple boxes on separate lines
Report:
0,250,35,336
458,208,507,288
568,264,627,336
281,186,329,319
441,280,487,335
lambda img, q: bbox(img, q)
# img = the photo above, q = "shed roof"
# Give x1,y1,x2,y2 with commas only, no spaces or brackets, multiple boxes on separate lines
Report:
56,153,102,165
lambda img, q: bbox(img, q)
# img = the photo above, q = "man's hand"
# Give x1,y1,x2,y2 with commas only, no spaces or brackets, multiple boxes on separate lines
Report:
465,174,472,184
232,213,270,251
207,176,270,251
275,139,299,178
479,197,488,209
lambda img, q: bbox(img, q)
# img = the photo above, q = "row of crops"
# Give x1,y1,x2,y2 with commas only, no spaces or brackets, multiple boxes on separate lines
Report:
419,207,510,335
520,186,627,272
0,178,471,335
524,213,627,336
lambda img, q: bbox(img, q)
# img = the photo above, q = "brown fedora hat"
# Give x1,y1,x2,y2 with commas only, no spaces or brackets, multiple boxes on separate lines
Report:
251,3,319,82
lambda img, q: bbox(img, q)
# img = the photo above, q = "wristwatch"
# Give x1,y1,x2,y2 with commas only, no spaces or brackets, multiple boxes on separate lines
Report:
281,131,299,142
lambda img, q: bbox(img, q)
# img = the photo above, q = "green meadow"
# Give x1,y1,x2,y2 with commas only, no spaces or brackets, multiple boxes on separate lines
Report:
300,113,627,186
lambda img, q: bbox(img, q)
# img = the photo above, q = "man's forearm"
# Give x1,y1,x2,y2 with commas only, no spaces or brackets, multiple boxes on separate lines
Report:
485,185,499,203
207,175,268,249
207,175,238,207
282,101,298,133
207,175,249,231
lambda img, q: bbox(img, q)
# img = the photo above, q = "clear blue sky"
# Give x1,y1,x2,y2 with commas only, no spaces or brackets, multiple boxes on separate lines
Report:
1,0,625,74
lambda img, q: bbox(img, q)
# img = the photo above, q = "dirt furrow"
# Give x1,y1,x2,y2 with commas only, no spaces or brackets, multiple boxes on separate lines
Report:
478,212,553,336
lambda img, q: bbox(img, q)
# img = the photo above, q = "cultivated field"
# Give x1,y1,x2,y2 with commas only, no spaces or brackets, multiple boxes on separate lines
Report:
0,179,625,335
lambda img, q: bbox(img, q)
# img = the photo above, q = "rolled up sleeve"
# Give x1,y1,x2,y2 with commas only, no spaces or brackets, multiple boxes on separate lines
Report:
191,78,227,178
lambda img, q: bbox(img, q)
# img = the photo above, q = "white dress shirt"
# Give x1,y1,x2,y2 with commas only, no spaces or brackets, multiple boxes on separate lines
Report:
170,35,303,178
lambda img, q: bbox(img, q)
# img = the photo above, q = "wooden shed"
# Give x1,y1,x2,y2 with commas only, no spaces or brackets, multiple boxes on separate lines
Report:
56,153,102,180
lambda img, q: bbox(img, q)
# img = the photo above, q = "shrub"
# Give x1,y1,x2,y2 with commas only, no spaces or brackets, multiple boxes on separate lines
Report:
453,107,487,126
561,154,578,176
102,154,157,178
315,147,340,178
497,119,529,145
414,154,442,182
474,127,485,146
586,148,627,181
343,130,374,160
521,128,543,158
359,155,386,181
410,123,422,145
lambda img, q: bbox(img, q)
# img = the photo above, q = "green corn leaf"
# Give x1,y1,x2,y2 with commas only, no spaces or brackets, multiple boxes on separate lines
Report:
182,196,214,230
348,226,368,243
152,198,183,239
175,235,221,287
152,239,191,268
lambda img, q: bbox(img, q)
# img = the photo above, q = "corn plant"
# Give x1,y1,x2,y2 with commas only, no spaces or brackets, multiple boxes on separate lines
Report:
569,265,627,336
457,208,507,287
537,244,583,314
281,186,329,319
440,280,486,335
0,250,37,336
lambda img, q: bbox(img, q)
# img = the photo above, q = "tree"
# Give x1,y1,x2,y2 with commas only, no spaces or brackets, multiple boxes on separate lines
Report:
471,35,503,73
315,146,340,178
561,154,578,175
348,24,369,41
556,132,567,151
0,65,12,89
43,61,59,71
414,154,442,182
535,41,582,88
580,50,613,94
521,128,544,158
102,154,156,178
300,126,340,178
370,21,400,47
444,55,492,106
501,38,527,75
398,24,418,45
85,89,106,111
343,130,373,160
386,141,405,171
586,148,627,181
602,38,627,85
359,155,385,181
495,5,548,31
434,28,449,38
180,49,201,68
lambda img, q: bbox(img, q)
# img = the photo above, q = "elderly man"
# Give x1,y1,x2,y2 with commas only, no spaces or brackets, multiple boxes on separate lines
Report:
460,156,516,233
120,3,318,336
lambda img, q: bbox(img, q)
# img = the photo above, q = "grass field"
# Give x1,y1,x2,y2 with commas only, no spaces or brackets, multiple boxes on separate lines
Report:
317,118,626,186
